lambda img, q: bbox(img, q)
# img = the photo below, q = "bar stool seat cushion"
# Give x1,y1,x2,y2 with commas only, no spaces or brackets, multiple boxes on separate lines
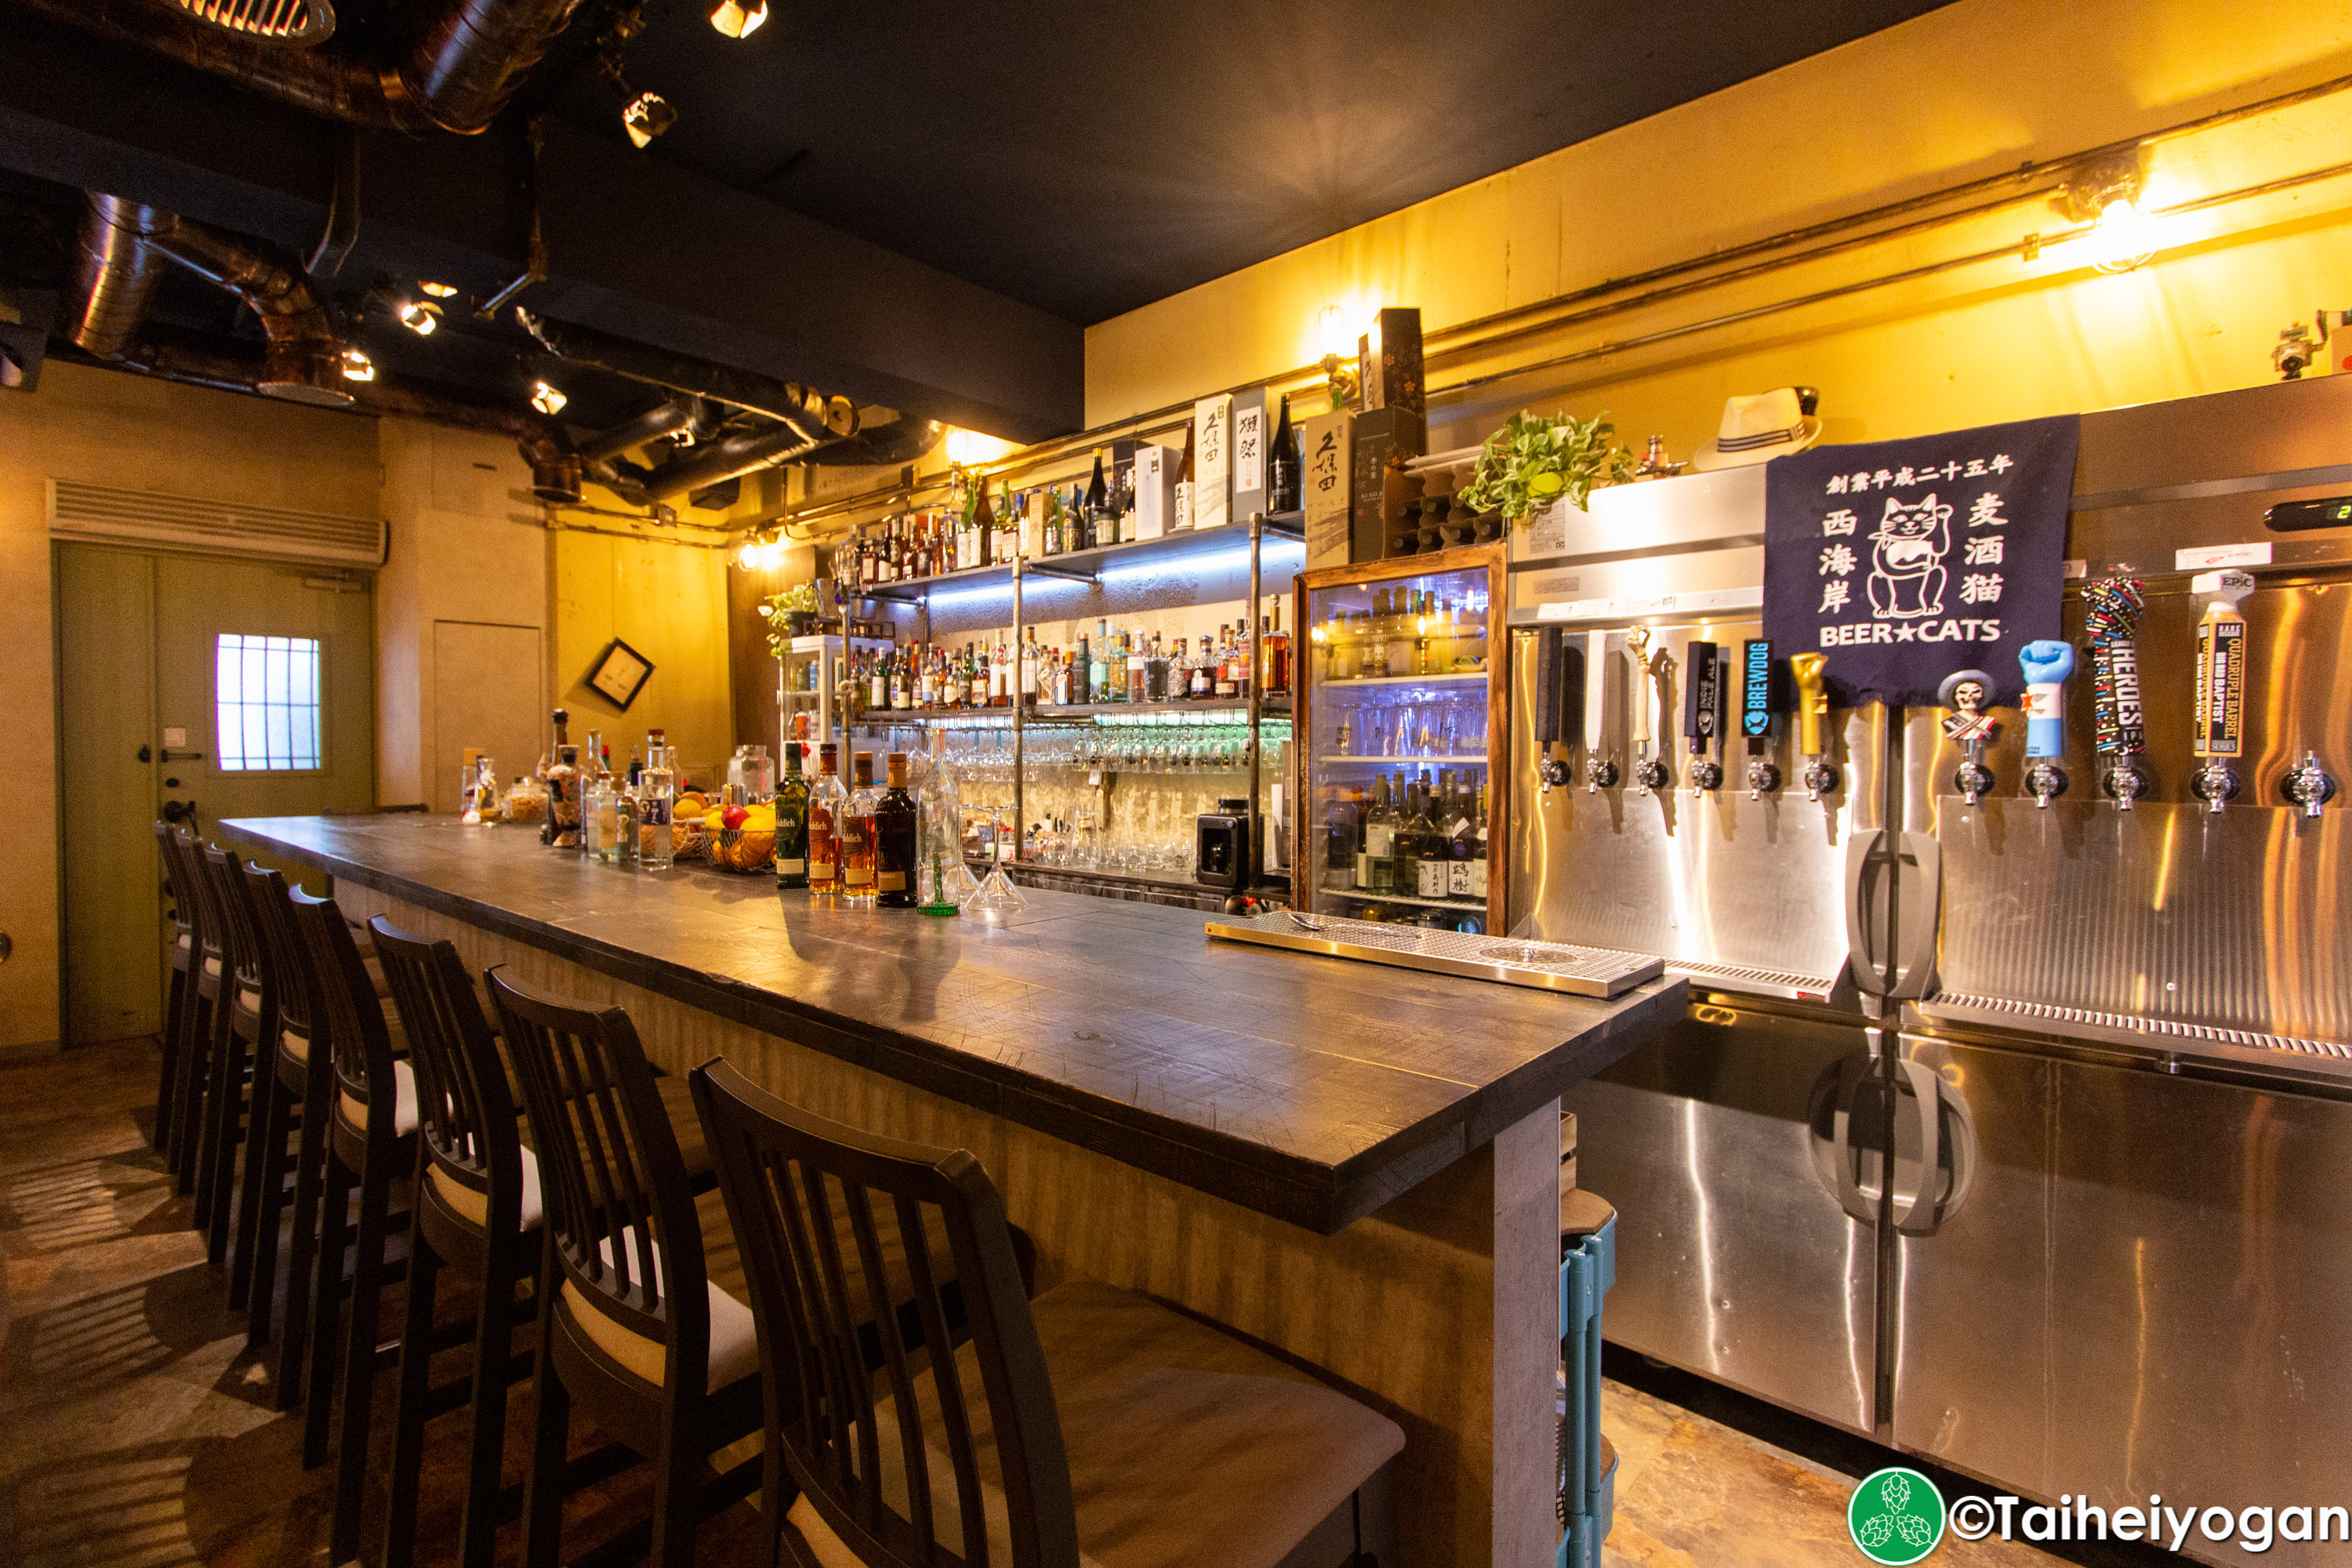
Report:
339,1058,419,1137
560,1189,758,1392
176,931,192,950
203,956,223,978
788,1278,1406,1568
281,1012,408,1064
426,1145,544,1231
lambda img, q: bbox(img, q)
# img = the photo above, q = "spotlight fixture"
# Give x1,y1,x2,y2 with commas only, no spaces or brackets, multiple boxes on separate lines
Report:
339,347,376,383
397,299,440,336
529,379,568,416
2056,150,2159,275
417,280,459,299
622,90,676,149
706,0,767,38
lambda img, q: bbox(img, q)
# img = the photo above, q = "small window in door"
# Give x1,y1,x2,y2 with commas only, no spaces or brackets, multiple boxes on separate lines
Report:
215,633,323,771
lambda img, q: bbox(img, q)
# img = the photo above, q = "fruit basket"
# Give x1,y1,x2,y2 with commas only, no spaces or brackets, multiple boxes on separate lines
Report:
702,804,778,873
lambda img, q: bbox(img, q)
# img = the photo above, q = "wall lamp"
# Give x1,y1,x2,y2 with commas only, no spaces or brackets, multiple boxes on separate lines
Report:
1315,304,1361,413
2056,150,2158,274
707,0,768,38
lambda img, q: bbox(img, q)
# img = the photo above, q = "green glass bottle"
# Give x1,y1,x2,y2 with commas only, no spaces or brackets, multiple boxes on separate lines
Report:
774,741,811,890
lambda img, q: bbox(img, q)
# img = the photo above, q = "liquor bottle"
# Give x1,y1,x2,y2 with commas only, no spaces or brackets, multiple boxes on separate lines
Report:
1123,633,1144,704
1109,632,1129,705
1089,624,1109,705
1410,775,1447,898
1044,488,1064,556
808,742,845,899
640,742,675,870
1173,421,1195,532
1268,393,1301,512
1263,601,1292,696
583,767,621,862
1359,774,1395,893
1471,779,1490,901
1189,637,1212,699
1445,772,1475,899
1214,626,1238,700
891,648,912,711
1022,627,1041,708
874,752,919,908
1073,633,1091,705
544,708,581,848
840,752,880,906
774,741,811,889
626,746,643,789
1084,454,1109,550
1145,633,1171,702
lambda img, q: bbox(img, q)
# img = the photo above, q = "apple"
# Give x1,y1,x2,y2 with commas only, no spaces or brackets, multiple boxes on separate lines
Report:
722,804,750,830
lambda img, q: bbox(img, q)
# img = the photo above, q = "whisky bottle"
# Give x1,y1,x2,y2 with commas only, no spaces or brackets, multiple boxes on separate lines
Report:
808,742,846,899
876,752,919,908
775,741,811,890
840,752,879,906
1360,774,1395,893
544,708,581,848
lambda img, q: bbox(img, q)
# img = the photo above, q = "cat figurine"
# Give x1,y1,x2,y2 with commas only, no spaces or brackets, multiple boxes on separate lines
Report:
1866,493,1951,619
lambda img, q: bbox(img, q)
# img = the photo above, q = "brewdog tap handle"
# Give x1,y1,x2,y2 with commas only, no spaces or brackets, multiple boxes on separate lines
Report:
1790,652,1838,800
2016,640,2074,808
1741,638,1781,800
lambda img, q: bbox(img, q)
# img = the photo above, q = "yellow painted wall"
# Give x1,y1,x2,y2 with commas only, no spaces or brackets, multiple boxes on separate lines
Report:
0,361,381,1051
1085,0,2352,456
553,528,735,785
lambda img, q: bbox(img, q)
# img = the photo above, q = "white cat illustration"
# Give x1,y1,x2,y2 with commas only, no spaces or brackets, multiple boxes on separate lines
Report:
1866,494,1951,619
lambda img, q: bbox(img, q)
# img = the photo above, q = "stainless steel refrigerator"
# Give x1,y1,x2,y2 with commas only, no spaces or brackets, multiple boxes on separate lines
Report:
1508,374,2352,1563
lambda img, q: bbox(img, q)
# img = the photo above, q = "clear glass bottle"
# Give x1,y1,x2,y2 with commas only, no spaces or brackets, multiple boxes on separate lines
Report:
807,742,845,900
638,742,675,871
917,729,979,916
774,742,811,890
840,751,880,907
543,708,581,849
583,768,622,862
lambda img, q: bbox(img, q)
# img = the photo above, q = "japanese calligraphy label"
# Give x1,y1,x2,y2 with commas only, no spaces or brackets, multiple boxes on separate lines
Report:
1762,415,2079,706
1192,394,1232,532
1299,411,1352,568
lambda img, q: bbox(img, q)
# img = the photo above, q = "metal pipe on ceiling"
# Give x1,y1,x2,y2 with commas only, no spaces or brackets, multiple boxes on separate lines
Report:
518,310,860,434
640,416,821,503
66,194,172,361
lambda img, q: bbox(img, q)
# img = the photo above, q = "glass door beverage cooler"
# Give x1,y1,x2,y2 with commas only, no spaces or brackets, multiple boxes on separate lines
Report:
1292,542,1508,930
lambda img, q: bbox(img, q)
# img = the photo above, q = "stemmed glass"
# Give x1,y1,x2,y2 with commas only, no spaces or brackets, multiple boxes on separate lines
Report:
969,803,1026,916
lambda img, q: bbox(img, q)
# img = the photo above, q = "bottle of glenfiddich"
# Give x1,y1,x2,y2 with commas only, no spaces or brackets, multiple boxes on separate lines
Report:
875,753,919,908
543,708,581,848
808,742,846,899
774,742,811,890
840,752,880,906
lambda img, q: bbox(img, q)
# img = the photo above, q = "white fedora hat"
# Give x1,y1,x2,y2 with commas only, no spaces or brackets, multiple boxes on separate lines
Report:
1693,386,1823,470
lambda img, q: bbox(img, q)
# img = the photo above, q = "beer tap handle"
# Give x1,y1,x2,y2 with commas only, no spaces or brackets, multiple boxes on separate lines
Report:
2017,639,2074,808
1791,652,1837,800
1582,630,1617,790
1683,641,1723,794
1628,629,1668,794
2084,576,2150,811
1741,639,1780,800
2190,570,2255,814
1937,668,1999,807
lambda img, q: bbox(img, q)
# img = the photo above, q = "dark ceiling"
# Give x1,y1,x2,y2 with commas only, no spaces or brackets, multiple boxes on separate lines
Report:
0,0,1951,447
561,0,1955,325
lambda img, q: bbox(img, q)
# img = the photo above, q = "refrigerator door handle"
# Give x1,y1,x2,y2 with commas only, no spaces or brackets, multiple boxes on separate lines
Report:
1829,1055,1876,1225
1843,829,1944,1000
1895,1058,1943,1233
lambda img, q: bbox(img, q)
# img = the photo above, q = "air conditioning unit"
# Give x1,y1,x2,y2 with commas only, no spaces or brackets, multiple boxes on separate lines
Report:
47,480,387,568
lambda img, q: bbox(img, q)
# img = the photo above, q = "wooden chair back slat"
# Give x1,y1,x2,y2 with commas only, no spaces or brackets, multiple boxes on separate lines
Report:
369,918,521,1225
201,844,263,999
487,967,709,1388
690,1060,1080,1568
169,829,225,971
289,889,398,1142
239,862,312,1044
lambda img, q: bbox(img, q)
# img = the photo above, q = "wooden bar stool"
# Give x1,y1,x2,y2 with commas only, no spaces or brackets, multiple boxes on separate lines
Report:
487,969,765,1568
153,821,194,1154
234,859,328,1371
371,914,549,1568
161,827,225,1189
690,1058,1407,1568
197,844,268,1270
289,887,422,1566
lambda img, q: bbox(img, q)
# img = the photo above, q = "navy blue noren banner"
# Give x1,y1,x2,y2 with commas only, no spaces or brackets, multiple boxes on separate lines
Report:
1762,415,2079,708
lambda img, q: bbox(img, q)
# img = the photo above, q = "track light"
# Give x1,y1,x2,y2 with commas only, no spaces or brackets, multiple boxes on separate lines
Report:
417,280,459,299
397,299,439,336
530,379,568,416
622,90,676,149
707,0,767,37
339,347,376,383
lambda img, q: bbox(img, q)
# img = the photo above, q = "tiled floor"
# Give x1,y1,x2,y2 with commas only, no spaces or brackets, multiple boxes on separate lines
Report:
2,1037,2104,1568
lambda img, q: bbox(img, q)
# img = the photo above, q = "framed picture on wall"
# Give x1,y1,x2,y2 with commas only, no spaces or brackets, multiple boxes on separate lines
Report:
586,638,655,710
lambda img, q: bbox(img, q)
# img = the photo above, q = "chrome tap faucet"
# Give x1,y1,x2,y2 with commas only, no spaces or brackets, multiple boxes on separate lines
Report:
2191,759,2239,811
2284,751,2337,818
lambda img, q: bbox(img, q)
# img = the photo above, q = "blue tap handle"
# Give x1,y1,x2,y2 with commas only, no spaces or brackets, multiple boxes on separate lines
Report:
2018,640,2074,758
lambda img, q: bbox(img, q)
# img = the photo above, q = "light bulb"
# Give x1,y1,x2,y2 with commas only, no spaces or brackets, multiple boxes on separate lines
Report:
707,0,767,37
529,379,568,416
622,91,676,149
738,539,760,569
418,281,459,299
339,348,376,383
2091,196,2157,274
1316,304,1352,361
397,299,438,336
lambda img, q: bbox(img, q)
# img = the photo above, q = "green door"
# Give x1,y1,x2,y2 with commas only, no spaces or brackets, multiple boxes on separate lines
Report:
56,544,375,1046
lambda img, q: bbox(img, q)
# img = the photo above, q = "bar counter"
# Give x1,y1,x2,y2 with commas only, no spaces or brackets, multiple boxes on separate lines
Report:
220,815,1686,1567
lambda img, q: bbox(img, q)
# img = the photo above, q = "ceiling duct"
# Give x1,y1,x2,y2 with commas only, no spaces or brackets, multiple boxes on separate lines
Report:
67,195,172,362
165,0,336,45
640,416,822,503
13,0,585,133
517,310,861,435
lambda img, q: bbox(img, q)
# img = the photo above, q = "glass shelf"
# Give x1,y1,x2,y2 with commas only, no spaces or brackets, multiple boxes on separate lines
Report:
1320,672,1487,688
1319,889,1490,913
855,510,1306,603
1318,754,1486,766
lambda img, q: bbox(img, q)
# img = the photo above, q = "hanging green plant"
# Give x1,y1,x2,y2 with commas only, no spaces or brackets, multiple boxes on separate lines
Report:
758,583,818,660
1459,411,1634,524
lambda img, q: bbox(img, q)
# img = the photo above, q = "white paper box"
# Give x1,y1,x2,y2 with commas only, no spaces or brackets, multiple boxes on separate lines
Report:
1192,394,1232,532
1132,444,1175,539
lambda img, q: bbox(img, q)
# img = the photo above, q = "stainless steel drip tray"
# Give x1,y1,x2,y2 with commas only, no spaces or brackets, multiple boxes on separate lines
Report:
1205,911,1664,997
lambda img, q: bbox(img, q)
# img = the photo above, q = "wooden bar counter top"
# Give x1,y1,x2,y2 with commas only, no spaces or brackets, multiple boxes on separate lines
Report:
220,815,1685,1567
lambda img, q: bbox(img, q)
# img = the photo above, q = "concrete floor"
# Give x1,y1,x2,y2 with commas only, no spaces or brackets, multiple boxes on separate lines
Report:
2,1037,2092,1568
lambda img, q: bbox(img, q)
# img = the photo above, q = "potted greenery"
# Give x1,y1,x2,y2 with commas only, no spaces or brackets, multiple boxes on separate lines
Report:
758,583,819,657
1458,411,1633,528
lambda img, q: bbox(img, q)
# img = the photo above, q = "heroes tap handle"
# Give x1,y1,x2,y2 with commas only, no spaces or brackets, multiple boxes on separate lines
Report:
1791,652,1829,758
2017,640,2074,759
